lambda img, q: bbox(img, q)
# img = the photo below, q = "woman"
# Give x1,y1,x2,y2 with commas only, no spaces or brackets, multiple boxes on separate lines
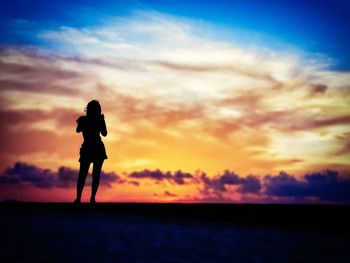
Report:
74,100,108,204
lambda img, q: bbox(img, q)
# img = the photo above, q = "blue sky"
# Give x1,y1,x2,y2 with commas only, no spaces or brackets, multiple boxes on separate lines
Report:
1,0,350,69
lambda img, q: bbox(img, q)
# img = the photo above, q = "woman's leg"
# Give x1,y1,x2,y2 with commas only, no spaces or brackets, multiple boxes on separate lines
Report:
74,161,91,203
90,160,104,203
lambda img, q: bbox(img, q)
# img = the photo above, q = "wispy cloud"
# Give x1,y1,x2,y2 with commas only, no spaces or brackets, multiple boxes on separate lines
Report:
1,11,350,183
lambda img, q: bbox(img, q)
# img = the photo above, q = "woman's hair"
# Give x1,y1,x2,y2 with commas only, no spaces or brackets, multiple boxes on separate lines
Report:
85,100,101,117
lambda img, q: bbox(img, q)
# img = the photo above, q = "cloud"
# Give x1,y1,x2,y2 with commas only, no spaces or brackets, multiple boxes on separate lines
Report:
129,169,194,185
154,191,177,197
309,84,328,95
0,49,82,96
0,162,55,188
0,108,80,128
334,134,350,156
243,111,350,132
164,190,177,197
127,180,140,186
0,126,77,160
56,166,77,188
199,169,350,203
264,170,350,202
200,170,261,194
0,107,82,168
1,162,350,203
0,162,121,188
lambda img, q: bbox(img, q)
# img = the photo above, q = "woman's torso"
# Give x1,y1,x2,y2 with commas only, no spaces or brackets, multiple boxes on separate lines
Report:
78,116,103,143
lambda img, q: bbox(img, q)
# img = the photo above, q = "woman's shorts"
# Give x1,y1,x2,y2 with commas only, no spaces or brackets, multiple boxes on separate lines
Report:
79,141,107,163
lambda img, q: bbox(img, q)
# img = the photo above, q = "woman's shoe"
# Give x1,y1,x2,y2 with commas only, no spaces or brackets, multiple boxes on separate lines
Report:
73,198,81,204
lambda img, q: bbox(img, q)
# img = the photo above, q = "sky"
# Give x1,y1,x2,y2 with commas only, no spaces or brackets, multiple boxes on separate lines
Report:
0,0,350,203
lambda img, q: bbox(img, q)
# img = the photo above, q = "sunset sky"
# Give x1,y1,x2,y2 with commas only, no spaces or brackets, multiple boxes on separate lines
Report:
1,0,350,203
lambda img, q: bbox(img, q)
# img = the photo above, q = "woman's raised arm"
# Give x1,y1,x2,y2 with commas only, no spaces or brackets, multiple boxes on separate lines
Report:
100,114,107,136
76,117,83,133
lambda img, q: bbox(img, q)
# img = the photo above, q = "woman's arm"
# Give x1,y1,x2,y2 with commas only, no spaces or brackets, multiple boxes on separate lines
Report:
100,114,107,136
76,116,83,133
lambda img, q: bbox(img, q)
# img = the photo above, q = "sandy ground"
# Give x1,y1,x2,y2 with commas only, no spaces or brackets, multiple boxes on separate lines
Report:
0,206,348,263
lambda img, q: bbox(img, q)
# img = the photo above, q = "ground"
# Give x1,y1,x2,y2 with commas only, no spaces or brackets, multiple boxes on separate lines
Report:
0,203,348,263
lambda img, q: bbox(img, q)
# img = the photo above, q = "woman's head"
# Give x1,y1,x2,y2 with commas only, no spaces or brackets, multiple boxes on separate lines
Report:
85,100,101,117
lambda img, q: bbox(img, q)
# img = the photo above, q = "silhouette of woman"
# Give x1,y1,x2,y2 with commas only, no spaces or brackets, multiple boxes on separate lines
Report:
74,100,107,204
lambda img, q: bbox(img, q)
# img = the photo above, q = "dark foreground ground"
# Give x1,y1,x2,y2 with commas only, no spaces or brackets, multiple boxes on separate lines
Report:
0,203,349,263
